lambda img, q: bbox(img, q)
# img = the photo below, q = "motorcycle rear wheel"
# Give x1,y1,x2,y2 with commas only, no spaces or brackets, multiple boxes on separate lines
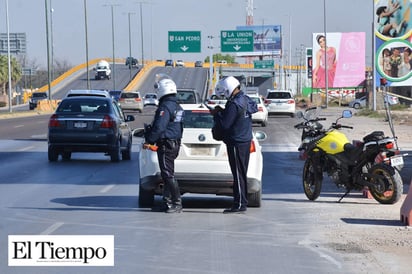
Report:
302,159,322,200
368,164,403,204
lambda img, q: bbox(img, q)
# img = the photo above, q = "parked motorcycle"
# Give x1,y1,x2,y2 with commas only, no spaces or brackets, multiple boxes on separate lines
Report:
294,108,404,204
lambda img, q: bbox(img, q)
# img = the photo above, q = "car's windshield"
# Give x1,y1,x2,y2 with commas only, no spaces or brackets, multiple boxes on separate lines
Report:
32,93,47,98
183,110,213,129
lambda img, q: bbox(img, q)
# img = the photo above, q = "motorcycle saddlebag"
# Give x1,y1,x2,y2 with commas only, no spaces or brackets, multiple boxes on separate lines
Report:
363,131,384,143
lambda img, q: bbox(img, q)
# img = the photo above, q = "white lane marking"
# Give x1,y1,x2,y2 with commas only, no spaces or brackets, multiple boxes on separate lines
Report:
41,222,64,235
261,144,298,152
14,125,24,128
18,146,35,151
100,184,115,193
298,238,342,269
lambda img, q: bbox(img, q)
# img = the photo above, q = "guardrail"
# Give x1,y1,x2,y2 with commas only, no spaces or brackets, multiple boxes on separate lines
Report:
37,58,124,93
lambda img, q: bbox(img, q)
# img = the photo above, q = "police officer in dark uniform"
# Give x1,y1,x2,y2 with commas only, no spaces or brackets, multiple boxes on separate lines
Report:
211,76,257,214
143,77,184,213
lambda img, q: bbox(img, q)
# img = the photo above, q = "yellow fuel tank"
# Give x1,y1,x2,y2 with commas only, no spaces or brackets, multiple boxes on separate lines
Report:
316,130,350,154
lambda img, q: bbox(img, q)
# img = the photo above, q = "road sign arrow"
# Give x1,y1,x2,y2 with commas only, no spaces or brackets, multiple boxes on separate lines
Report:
233,45,241,51
180,45,189,52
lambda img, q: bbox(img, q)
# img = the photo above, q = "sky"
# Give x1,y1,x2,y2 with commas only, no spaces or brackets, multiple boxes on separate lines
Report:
0,0,374,69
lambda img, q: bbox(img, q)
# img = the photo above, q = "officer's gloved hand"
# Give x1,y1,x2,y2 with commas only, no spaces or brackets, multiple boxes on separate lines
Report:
143,143,158,151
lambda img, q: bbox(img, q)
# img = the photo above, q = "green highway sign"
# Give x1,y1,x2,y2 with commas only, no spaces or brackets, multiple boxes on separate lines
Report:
253,59,274,69
168,31,201,53
220,30,254,52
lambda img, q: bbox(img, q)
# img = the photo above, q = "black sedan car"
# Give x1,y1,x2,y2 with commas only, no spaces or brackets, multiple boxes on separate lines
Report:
48,96,135,162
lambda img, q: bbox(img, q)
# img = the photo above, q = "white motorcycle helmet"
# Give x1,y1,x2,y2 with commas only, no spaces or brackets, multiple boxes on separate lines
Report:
215,76,240,99
156,78,177,99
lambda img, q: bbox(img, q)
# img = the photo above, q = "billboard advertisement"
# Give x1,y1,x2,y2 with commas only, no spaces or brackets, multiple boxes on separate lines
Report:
374,0,412,87
236,25,282,56
312,32,365,88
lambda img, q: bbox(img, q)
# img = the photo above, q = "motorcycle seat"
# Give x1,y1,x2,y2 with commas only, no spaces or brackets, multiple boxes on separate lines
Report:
363,131,384,143
343,143,363,162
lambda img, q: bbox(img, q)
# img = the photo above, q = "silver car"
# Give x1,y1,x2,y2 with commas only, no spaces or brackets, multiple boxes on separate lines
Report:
119,91,143,112
143,93,159,106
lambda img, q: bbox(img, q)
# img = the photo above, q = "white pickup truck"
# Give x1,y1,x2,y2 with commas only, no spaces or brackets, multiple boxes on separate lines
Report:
94,60,111,80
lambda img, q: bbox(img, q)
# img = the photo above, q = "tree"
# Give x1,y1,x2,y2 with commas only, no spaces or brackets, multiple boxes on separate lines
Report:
0,55,22,95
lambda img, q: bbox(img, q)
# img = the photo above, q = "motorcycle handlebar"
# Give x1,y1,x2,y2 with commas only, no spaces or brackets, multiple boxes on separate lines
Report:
333,123,353,129
340,125,354,129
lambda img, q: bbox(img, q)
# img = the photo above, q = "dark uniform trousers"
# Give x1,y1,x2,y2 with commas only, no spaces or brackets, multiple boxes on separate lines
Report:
156,139,181,207
226,141,251,209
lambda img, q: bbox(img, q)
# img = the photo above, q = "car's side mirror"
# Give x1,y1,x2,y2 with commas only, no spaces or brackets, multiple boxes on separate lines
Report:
125,115,135,122
342,110,352,118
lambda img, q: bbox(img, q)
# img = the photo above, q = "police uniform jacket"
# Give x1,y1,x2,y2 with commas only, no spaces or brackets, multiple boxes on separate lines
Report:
145,94,183,145
215,91,253,145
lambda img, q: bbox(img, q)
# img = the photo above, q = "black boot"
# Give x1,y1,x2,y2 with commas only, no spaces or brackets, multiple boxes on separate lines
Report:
165,178,182,213
151,183,171,212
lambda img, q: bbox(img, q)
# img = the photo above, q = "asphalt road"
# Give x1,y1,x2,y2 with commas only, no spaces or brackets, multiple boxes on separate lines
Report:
0,106,411,274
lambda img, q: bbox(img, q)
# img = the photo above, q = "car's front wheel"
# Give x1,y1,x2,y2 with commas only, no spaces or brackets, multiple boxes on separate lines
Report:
354,103,361,109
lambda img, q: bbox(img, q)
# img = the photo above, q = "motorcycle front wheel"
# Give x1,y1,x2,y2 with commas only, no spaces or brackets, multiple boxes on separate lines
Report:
302,158,322,200
368,164,403,204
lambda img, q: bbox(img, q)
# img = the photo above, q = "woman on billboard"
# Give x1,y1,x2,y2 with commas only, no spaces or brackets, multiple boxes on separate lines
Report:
312,34,337,88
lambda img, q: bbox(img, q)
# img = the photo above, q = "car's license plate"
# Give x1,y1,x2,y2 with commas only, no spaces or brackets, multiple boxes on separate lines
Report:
74,122,87,128
191,147,212,156
390,155,404,167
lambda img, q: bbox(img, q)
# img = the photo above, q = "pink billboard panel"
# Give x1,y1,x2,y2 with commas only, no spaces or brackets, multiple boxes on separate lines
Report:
312,32,365,88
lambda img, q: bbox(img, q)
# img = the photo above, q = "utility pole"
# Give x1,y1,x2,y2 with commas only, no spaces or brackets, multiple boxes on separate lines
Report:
104,4,119,91
5,0,13,112
84,0,90,89
207,35,215,94
45,0,52,100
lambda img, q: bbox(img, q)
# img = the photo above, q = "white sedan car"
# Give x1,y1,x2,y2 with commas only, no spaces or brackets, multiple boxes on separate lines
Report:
247,94,268,127
135,104,266,208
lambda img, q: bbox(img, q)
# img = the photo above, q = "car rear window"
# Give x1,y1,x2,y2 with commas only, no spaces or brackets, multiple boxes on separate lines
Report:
183,110,213,129
57,99,110,113
267,92,291,99
121,92,140,99
145,94,157,99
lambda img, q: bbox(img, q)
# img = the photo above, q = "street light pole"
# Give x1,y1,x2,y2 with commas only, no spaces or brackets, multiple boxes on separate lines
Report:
104,4,119,91
50,0,54,81
207,35,214,94
44,0,52,100
127,12,135,80
5,0,12,112
288,14,292,92
84,0,90,89
323,0,328,108
139,2,144,67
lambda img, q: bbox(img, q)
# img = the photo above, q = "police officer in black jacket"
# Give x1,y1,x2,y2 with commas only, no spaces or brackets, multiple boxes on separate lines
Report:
143,77,184,213
211,76,257,214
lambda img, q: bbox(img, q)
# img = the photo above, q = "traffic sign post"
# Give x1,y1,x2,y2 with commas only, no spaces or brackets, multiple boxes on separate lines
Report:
220,30,254,52
168,31,201,53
